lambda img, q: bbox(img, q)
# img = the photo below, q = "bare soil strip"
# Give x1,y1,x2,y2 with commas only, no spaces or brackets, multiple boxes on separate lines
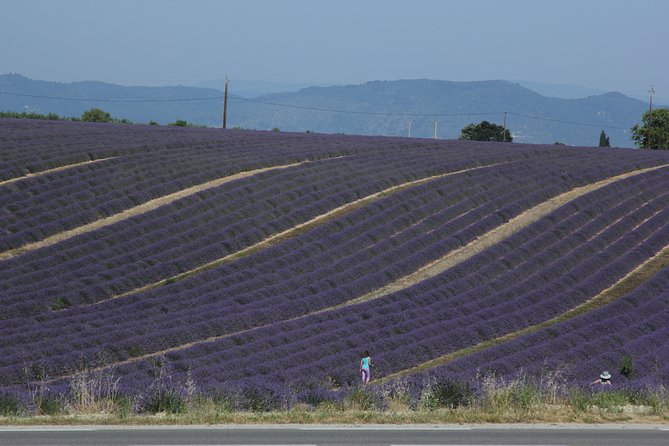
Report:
377,241,669,383
34,163,669,384
0,161,305,261
0,157,116,187
105,163,506,302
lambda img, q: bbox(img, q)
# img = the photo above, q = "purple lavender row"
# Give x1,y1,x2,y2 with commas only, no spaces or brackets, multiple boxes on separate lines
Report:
0,160,589,383
0,161,545,356
3,123,668,386
178,220,669,391
1,164,664,390
192,195,666,376
419,264,669,386
1,136,588,310
2,158,664,348
0,119,405,180
2,116,665,189
0,135,377,251
93,172,669,391
0,149,485,312
3,119,669,182
0,145,593,313
0,159,660,386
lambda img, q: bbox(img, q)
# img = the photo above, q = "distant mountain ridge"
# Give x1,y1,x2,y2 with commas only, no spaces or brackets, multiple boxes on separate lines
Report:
0,73,225,126
0,74,651,147
227,79,648,147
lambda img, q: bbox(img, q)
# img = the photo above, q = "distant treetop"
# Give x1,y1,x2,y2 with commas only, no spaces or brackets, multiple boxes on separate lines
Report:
459,120,512,143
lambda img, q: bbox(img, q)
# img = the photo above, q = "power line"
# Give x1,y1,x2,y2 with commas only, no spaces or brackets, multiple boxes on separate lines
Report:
0,89,633,130
228,94,500,117
507,112,629,130
231,96,632,130
0,90,225,103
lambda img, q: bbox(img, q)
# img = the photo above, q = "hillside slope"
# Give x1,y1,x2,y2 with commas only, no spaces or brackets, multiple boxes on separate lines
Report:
1,119,668,402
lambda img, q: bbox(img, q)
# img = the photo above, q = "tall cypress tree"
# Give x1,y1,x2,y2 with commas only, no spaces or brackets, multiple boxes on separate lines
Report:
598,130,610,147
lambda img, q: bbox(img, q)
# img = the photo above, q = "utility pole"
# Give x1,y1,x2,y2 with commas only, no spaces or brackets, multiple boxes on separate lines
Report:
222,76,229,129
503,111,508,142
433,119,438,140
405,119,412,138
648,86,655,147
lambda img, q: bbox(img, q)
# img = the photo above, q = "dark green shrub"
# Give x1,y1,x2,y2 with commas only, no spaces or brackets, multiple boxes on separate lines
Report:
346,388,381,411
619,355,635,378
49,297,71,311
0,393,21,416
141,389,186,414
423,379,473,409
36,394,63,415
240,386,285,412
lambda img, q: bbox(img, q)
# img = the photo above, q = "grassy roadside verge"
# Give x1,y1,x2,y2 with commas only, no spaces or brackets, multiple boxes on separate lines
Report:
0,405,666,426
2,380,667,425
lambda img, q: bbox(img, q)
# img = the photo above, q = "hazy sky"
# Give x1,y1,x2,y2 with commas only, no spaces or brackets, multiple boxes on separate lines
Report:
2,0,667,102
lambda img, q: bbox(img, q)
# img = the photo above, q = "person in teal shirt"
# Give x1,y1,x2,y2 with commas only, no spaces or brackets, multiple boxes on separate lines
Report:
360,351,373,385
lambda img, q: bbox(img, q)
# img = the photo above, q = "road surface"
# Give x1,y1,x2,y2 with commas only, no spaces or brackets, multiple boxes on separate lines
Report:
0,423,667,445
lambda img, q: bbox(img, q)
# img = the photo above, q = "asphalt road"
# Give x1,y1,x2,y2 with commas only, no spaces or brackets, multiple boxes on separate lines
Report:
0,424,667,446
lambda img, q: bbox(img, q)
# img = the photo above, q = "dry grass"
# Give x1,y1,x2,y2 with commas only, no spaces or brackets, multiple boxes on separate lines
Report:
0,404,666,425
7,369,669,425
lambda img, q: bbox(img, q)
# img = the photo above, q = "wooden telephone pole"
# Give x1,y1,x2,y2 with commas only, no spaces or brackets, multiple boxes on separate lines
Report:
222,77,229,129
503,111,508,142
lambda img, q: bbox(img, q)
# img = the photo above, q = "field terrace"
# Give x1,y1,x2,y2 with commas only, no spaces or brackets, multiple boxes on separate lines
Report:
1,118,669,402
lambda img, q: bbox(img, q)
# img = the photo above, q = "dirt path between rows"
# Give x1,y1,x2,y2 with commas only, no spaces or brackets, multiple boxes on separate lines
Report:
0,161,305,261
0,157,116,187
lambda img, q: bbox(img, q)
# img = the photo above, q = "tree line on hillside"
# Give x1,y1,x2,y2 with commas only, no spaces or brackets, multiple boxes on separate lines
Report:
2,107,669,149
0,108,199,127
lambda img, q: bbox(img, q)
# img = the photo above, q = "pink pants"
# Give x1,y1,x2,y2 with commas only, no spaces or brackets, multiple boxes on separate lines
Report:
361,368,370,384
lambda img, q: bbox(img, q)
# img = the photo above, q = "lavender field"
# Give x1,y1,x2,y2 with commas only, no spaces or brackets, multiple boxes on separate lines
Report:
2,118,669,412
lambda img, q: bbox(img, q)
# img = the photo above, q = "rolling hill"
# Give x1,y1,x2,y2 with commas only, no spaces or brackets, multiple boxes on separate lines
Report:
0,74,653,147
1,118,668,410
228,79,650,148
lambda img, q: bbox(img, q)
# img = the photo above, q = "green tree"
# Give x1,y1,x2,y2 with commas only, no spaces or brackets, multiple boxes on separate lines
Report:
459,120,512,142
631,108,669,149
81,108,112,123
598,130,610,147
168,119,189,127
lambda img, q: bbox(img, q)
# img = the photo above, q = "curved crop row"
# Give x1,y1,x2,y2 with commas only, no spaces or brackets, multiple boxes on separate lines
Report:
0,119,401,181
1,162,664,386
0,150,503,310
0,162,545,357
0,140,361,252
416,264,669,386
5,120,669,401
65,170,669,392
0,145,607,310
